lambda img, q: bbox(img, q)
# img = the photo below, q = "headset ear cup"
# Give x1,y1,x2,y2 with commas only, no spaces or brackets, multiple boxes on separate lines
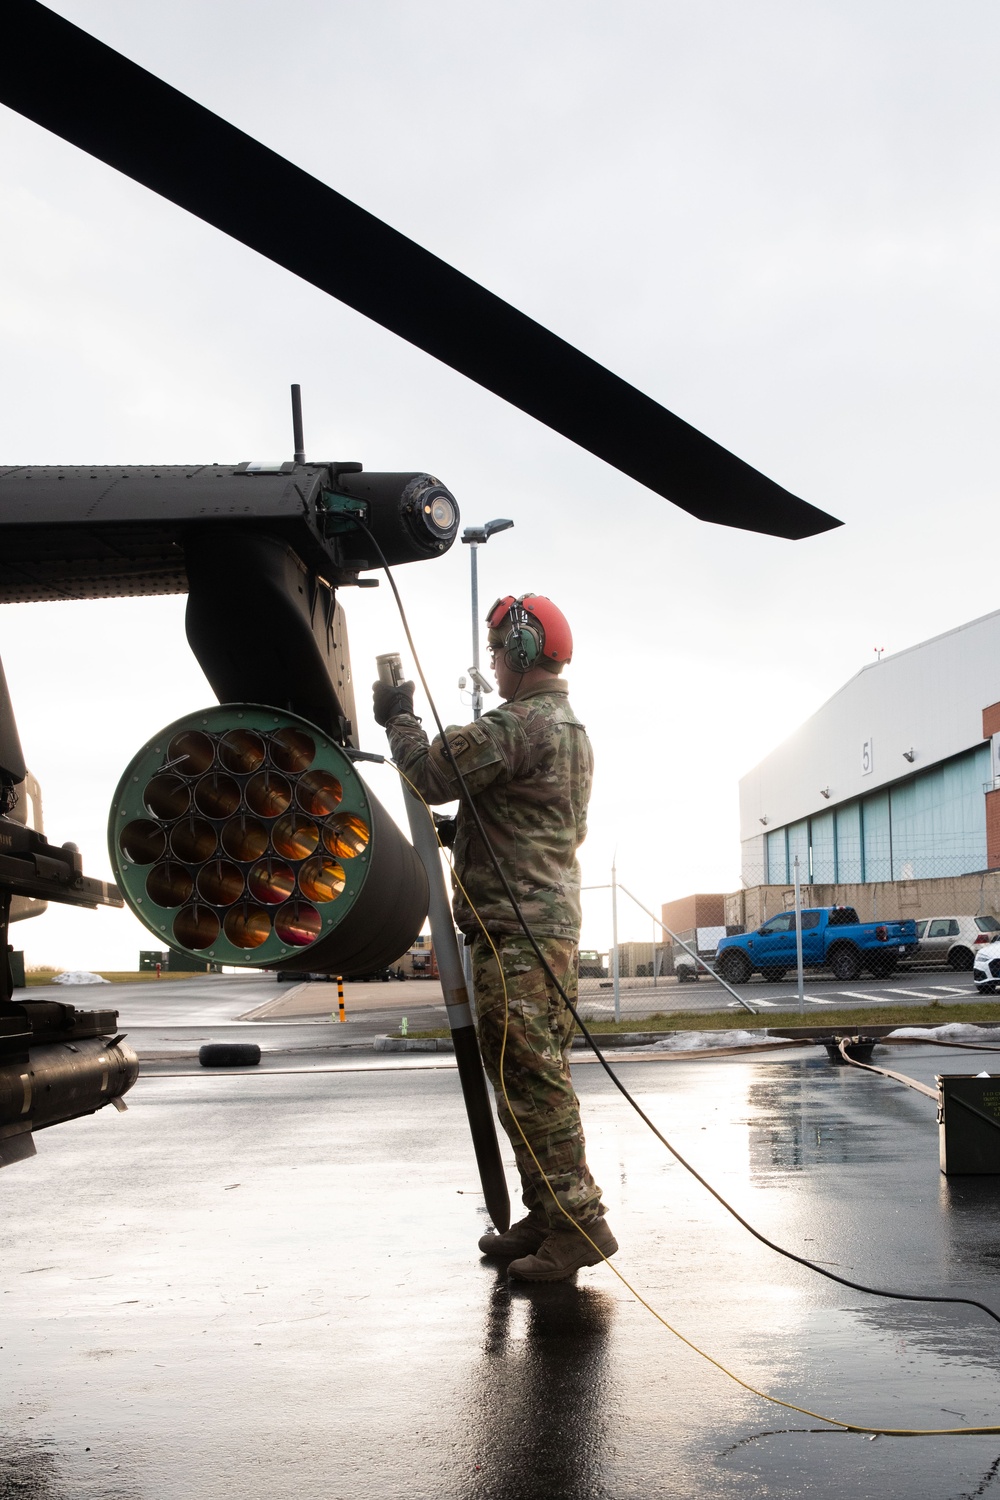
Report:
504,622,542,672
502,630,524,672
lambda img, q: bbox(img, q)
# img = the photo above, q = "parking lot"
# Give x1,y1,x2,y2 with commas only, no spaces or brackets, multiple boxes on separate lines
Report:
575,965,982,1019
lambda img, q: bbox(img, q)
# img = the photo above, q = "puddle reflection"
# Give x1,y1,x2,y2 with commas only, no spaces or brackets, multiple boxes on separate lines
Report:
0,1442,64,1500
465,1271,617,1499
745,1061,934,1180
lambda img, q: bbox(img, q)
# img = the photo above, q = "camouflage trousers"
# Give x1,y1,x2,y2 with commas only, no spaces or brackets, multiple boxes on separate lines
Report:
471,933,605,1230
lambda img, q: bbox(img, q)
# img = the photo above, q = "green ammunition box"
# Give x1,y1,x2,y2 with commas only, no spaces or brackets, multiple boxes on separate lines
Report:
937,1075,1000,1175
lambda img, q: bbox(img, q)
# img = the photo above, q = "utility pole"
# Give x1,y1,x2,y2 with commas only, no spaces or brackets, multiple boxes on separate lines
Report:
461,519,513,720
458,518,512,996
469,536,482,718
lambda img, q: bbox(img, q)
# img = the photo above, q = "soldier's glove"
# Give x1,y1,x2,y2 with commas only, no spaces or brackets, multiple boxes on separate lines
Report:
433,814,457,849
372,679,416,726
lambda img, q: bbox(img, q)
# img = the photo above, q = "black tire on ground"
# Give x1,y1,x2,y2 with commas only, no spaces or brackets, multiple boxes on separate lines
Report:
977,983,997,995
199,1042,262,1068
718,951,752,985
949,947,974,971
829,945,862,982
760,968,787,982
866,953,898,978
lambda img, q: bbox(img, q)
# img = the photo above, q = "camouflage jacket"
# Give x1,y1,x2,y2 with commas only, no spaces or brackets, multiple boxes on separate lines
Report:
386,680,593,939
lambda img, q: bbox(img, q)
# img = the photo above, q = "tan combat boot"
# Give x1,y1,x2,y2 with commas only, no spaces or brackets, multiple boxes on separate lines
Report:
478,1212,548,1258
507,1218,618,1282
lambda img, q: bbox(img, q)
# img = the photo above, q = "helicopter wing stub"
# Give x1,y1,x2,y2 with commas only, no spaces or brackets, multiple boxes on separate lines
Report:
1,1,841,542
0,465,334,603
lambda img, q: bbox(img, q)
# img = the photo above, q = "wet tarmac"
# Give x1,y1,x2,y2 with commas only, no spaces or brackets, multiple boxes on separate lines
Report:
29,973,447,1060
4,1044,1000,1497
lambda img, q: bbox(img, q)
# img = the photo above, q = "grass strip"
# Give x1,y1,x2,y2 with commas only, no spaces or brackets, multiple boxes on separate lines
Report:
26,970,204,985
407,998,1000,1041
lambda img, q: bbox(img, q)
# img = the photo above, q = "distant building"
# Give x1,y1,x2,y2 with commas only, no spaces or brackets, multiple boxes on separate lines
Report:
615,941,664,978
139,949,220,974
739,610,1000,890
662,893,726,935
399,934,437,979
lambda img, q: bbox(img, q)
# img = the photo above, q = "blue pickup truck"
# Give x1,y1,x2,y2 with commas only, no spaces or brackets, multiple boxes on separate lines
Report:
714,906,918,983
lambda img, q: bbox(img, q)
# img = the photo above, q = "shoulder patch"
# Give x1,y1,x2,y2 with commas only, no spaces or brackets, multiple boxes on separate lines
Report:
446,733,470,755
468,724,489,744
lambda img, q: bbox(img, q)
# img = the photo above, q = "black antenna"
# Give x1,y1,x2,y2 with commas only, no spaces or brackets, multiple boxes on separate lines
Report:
290,383,306,465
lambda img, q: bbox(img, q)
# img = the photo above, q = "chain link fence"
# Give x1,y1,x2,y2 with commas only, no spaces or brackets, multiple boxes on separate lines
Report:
575,855,1000,1021
576,876,744,1022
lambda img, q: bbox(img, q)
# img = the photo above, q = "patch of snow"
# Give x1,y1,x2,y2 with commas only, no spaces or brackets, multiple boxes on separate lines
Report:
887,1022,1000,1041
636,1029,766,1052
52,971,111,986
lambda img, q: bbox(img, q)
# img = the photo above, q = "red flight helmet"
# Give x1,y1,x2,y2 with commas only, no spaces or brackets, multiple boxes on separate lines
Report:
485,593,573,673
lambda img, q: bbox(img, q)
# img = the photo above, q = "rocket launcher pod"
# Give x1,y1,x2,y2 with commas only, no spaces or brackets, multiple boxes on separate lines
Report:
109,705,428,974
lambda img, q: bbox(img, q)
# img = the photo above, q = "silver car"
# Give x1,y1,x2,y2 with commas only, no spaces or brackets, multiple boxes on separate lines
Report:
914,914,1000,971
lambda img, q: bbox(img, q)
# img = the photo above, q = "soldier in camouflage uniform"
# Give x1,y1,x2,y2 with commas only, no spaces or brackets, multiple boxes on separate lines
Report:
373,593,618,1281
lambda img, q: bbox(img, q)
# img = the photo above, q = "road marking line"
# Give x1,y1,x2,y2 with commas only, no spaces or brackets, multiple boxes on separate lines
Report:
885,988,943,1000
804,996,838,1005
835,991,895,1003
927,985,974,994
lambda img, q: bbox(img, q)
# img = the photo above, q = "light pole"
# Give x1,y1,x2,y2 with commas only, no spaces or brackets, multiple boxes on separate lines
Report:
610,854,621,1023
461,519,514,719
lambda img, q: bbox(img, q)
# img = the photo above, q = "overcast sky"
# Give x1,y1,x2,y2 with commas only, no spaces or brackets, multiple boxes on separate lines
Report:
2,0,998,968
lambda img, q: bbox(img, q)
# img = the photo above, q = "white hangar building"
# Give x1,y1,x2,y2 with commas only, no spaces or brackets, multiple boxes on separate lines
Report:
739,609,1000,890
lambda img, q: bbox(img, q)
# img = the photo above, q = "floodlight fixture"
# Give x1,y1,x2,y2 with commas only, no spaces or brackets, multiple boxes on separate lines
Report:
462,519,514,545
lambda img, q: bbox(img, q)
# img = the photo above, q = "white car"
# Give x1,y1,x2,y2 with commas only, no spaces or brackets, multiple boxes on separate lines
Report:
674,952,713,982
973,940,1000,994
913,914,1000,971
673,925,727,982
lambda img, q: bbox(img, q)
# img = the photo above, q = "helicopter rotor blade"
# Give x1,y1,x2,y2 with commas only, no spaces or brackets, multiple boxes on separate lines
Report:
2,0,841,540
